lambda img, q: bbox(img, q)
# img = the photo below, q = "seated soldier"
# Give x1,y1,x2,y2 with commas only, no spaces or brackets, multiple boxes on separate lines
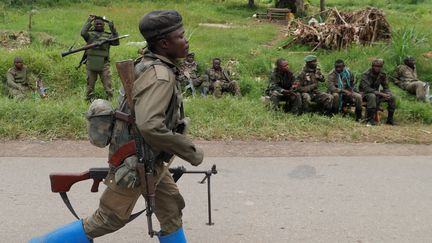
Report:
327,59,363,121
6,57,35,99
178,52,206,96
360,59,397,126
395,56,429,101
297,55,333,116
205,58,241,98
266,58,301,114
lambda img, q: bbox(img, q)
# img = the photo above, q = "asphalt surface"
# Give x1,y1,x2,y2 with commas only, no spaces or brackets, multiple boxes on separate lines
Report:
1,155,432,243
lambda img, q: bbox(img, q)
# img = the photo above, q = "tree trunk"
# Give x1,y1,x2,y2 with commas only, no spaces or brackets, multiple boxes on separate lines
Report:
248,0,255,8
320,0,326,19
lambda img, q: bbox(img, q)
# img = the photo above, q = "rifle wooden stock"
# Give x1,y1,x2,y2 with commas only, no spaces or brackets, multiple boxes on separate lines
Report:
115,59,135,111
50,168,109,193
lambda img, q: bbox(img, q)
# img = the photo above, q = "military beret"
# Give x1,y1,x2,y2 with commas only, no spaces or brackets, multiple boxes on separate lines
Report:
187,52,195,57
304,55,317,62
403,56,415,62
372,58,384,66
139,10,183,41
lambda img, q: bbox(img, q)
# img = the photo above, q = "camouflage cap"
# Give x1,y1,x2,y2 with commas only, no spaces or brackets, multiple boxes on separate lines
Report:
372,58,384,66
139,10,183,41
403,56,415,62
187,52,195,57
304,55,317,62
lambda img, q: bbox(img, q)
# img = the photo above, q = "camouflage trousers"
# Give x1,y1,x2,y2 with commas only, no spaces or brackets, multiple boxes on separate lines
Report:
211,80,241,98
86,62,113,100
401,81,427,101
7,84,30,99
270,94,302,114
83,163,185,239
301,91,333,113
363,93,396,112
331,92,362,112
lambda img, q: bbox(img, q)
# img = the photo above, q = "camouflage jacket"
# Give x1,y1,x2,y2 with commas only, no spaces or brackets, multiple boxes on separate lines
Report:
266,69,295,95
206,67,231,83
179,60,200,81
6,66,33,90
327,68,355,93
395,64,419,87
80,18,119,61
359,68,390,94
296,66,325,93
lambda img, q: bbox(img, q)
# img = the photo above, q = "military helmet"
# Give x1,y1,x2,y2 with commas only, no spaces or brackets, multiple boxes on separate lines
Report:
86,99,114,148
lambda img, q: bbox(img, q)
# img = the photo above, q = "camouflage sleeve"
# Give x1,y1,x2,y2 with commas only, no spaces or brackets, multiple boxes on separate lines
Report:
109,22,120,46
327,72,340,93
360,72,376,94
268,72,282,93
397,65,417,83
80,18,92,42
6,70,22,90
133,65,203,166
381,74,391,94
349,70,356,90
316,69,325,82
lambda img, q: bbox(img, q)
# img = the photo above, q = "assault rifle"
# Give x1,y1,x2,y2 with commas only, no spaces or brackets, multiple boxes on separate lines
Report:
49,165,218,225
61,34,129,58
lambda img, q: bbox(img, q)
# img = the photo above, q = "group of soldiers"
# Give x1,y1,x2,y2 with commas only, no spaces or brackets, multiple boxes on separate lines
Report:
177,53,241,97
266,55,429,125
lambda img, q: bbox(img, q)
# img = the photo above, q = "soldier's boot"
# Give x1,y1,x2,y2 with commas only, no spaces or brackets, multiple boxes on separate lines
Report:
366,108,377,126
386,110,397,126
29,220,91,243
355,108,362,122
158,227,187,243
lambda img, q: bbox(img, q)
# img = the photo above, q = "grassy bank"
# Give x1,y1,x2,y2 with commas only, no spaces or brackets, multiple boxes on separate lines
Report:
0,0,432,143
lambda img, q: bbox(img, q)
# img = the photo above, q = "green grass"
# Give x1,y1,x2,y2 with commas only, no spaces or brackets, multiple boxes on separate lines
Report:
0,0,432,143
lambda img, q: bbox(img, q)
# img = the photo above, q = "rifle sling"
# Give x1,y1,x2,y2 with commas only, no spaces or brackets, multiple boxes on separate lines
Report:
59,190,145,223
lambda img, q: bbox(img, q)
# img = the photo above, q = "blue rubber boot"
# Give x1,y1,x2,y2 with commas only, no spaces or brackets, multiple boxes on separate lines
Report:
29,220,91,243
158,227,187,243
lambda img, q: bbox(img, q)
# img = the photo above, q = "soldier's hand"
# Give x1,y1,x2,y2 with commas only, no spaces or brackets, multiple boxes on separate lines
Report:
190,147,204,167
108,20,115,29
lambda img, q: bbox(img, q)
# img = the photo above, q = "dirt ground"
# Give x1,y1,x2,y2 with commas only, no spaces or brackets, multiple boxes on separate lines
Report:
1,139,432,158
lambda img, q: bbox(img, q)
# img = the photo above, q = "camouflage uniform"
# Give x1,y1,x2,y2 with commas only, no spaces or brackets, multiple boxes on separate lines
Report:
360,68,396,124
205,67,241,98
266,68,302,114
6,66,33,99
327,68,363,119
395,64,427,101
81,18,119,100
297,66,333,114
178,59,205,95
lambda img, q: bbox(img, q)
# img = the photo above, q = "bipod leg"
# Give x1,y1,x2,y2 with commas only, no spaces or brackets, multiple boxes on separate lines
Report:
199,172,214,226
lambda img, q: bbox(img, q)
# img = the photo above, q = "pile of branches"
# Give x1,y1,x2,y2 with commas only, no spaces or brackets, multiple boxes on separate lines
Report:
0,31,31,50
284,7,391,50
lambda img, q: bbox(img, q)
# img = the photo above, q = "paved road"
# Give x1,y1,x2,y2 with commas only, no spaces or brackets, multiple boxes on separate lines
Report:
1,155,432,243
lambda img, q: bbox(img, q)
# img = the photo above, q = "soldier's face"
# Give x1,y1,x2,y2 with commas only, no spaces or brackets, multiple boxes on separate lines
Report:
164,27,189,59
94,20,105,32
335,63,344,73
186,55,194,63
406,59,416,69
372,64,383,74
278,61,289,73
213,60,221,70
14,60,23,70
306,60,317,70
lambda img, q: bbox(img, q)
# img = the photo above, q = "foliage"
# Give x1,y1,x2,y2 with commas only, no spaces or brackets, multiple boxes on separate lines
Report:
0,0,432,143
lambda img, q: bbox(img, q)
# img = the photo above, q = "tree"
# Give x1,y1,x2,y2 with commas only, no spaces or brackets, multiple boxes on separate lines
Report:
248,0,255,8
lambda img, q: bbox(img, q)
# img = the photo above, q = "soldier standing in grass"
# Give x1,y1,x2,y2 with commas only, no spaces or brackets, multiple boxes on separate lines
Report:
266,58,302,114
31,10,203,243
5,57,34,99
296,55,333,115
360,59,397,126
205,58,241,98
81,15,119,101
327,59,363,121
394,56,429,102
